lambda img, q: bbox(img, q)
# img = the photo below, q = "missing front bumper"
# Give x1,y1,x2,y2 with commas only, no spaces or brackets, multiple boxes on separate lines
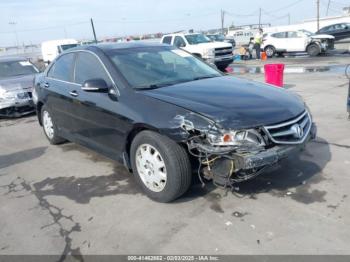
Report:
202,123,317,186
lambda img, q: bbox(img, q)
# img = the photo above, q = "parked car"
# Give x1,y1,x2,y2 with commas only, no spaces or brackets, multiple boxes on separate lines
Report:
206,34,236,48
34,42,316,202
316,23,350,41
0,57,39,117
262,30,335,57
161,33,233,70
41,39,79,65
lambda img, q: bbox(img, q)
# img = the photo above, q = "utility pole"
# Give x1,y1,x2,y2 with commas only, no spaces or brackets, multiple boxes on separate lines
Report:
326,0,331,16
90,18,97,44
288,13,291,25
316,0,320,31
258,8,262,28
63,26,68,38
221,9,225,35
9,21,19,52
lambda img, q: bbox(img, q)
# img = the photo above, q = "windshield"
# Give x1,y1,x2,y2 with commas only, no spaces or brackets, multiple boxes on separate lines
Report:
298,29,315,36
108,47,222,89
185,34,211,44
60,44,78,51
208,35,225,41
0,60,38,79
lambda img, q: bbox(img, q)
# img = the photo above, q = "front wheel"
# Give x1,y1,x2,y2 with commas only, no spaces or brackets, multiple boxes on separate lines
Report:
307,44,320,56
264,46,276,58
130,131,192,202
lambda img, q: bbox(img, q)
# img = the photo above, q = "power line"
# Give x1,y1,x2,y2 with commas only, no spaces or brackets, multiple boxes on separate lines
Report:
265,0,304,13
0,21,89,34
99,12,218,24
224,9,260,17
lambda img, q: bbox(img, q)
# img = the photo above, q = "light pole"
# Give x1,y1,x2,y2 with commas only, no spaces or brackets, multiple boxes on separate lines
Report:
9,21,19,52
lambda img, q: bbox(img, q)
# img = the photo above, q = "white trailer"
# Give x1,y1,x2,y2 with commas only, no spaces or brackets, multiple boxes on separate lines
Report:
41,39,78,64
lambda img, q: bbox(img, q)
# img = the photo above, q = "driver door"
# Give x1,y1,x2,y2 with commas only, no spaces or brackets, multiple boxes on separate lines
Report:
70,51,126,156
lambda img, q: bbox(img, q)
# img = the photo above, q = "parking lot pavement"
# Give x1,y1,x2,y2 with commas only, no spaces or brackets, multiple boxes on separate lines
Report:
1,67,350,256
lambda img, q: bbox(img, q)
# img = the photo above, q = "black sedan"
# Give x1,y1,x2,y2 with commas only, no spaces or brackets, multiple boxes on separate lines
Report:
317,23,350,41
34,42,316,202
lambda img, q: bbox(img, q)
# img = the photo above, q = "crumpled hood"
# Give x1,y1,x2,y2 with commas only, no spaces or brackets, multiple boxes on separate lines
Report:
0,74,35,92
311,34,335,40
142,76,305,130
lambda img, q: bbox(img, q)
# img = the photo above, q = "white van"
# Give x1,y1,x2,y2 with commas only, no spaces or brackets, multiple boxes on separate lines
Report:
41,39,79,64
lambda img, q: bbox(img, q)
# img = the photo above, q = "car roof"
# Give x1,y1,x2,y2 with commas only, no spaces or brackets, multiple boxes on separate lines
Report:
163,33,201,37
69,42,168,52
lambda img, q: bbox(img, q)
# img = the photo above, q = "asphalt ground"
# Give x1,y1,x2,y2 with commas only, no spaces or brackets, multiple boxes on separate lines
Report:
0,55,350,258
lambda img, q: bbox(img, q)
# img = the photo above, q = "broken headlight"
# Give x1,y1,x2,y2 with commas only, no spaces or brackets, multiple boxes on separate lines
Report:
207,129,266,147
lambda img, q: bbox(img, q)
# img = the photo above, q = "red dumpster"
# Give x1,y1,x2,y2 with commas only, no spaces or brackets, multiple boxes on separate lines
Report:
264,64,285,87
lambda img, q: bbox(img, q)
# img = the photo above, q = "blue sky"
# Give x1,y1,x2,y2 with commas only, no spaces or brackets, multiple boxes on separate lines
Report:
0,0,348,46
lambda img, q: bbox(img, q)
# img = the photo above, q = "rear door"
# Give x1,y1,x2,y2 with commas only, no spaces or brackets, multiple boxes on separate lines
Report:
286,31,307,52
268,32,287,51
44,52,79,134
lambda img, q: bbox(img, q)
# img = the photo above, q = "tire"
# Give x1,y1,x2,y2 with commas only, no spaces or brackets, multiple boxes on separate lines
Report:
130,130,192,202
41,105,65,145
307,44,320,56
264,46,275,58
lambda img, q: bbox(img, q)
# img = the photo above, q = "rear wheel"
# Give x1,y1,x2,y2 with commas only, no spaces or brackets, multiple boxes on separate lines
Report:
307,44,320,56
41,105,65,145
130,130,192,202
264,46,276,58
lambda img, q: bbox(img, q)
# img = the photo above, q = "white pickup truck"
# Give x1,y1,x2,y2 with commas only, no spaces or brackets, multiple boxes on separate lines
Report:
161,33,233,70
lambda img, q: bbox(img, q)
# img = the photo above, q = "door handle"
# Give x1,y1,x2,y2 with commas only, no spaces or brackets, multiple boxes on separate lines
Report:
69,90,78,97
44,82,50,88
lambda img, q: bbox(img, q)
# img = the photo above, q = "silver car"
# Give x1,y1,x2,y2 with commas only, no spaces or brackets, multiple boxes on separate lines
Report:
0,57,39,117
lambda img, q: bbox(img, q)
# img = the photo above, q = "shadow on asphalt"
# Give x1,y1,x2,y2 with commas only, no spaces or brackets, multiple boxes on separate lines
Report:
0,147,47,169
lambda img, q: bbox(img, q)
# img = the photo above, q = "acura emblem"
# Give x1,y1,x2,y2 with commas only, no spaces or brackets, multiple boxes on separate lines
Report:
291,124,303,139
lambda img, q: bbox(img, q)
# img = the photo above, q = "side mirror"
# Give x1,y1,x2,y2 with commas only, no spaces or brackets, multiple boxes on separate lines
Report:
81,78,109,92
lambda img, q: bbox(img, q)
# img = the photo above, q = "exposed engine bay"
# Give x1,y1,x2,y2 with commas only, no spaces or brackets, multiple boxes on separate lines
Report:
173,112,317,189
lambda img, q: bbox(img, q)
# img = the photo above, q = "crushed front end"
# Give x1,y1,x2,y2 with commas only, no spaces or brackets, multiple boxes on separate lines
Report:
0,84,34,117
180,110,317,188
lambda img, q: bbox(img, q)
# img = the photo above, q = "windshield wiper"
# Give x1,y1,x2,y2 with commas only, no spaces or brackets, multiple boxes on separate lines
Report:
192,75,220,81
135,79,194,90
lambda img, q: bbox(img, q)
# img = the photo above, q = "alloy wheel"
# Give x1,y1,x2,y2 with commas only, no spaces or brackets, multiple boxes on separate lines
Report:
43,111,54,139
135,144,167,192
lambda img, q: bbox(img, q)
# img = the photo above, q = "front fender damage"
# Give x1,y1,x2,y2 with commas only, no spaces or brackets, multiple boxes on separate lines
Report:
170,113,315,189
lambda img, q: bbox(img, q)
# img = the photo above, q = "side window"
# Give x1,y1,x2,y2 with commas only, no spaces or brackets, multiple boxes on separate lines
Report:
287,31,299,38
74,52,111,86
320,26,330,33
174,36,186,48
271,32,287,38
162,36,172,45
47,53,75,82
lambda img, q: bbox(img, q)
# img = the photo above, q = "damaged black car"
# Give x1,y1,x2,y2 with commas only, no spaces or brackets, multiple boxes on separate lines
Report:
34,42,317,202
